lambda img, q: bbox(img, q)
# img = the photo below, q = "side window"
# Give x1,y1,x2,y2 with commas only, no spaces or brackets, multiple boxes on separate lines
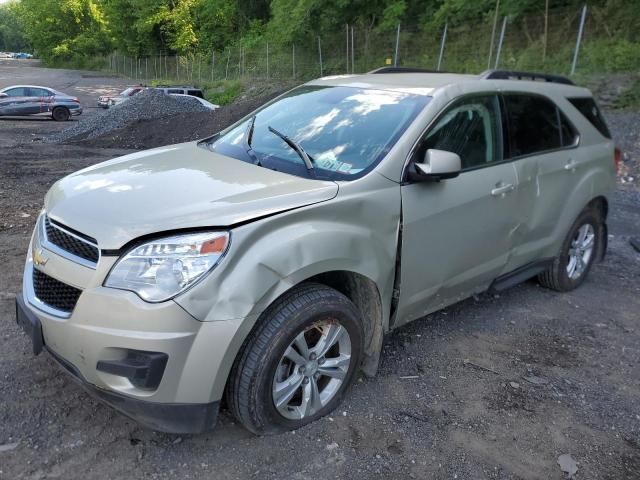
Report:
418,95,503,169
4,87,28,97
28,88,50,98
188,89,203,98
168,89,183,94
503,94,563,156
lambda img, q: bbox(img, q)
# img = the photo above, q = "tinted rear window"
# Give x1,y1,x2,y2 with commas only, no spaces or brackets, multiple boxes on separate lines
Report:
568,97,611,139
504,94,562,157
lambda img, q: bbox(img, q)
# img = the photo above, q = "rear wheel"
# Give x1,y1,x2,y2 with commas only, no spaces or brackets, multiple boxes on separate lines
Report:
52,107,70,121
538,207,604,291
226,283,363,435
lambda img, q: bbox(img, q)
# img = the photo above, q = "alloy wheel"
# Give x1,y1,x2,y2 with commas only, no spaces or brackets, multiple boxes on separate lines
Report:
567,223,595,280
272,319,352,420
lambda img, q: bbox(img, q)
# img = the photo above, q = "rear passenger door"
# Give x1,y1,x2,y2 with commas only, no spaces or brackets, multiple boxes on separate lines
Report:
502,94,580,270
29,88,53,113
397,94,519,325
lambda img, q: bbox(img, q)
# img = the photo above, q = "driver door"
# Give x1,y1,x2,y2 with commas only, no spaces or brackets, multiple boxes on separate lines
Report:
395,94,519,326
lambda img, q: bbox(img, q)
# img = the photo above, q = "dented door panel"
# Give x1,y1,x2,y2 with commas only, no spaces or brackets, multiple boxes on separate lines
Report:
396,162,519,326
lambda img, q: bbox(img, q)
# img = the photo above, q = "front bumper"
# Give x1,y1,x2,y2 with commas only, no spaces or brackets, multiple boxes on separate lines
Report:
17,219,248,432
16,293,219,433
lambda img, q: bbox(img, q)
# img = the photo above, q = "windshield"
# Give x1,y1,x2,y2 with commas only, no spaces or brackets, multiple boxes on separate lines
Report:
120,87,138,96
207,86,429,180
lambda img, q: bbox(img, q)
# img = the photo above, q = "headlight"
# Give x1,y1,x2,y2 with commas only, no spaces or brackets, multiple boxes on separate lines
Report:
104,231,230,302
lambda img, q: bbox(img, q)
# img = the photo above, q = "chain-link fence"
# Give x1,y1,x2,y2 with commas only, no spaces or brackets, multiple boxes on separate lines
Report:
101,4,639,86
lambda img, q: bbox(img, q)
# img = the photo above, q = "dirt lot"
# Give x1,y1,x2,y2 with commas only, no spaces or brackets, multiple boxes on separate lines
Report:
0,60,639,480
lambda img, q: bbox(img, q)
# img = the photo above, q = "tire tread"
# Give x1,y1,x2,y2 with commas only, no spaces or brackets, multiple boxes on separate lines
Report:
227,283,360,434
537,206,604,292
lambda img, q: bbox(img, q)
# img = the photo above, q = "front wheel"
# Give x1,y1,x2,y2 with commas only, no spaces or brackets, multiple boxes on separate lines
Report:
538,207,604,291
226,283,363,435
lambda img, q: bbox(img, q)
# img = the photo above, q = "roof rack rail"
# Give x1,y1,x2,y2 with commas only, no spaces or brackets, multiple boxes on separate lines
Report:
153,84,199,88
368,66,442,74
480,69,575,85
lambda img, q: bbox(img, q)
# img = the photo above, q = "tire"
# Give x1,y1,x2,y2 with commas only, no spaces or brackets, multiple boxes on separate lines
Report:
538,207,604,292
52,107,70,121
226,283,363,435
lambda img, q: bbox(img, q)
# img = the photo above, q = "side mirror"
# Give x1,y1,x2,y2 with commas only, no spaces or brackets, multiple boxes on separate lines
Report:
0,93,8,98
409,149,461,182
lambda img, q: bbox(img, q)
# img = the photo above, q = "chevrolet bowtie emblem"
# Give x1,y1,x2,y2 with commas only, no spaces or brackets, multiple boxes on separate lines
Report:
33,248,49,267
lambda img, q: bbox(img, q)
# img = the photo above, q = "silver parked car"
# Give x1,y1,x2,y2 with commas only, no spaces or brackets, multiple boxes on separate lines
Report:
98,85,145,109
0,85,82,121
15,69,617,434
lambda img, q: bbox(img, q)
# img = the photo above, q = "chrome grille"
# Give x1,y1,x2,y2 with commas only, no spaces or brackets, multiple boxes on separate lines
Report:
44,216,99,266
32,268,82,313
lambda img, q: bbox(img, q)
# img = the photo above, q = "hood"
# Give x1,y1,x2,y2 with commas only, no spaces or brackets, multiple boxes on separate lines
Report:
45,142,338,250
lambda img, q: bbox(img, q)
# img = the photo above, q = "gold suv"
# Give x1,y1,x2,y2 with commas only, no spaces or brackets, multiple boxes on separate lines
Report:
16,69,617,434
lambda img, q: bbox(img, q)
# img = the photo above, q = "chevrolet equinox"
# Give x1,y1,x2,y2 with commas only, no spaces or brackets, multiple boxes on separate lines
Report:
16,68,618,434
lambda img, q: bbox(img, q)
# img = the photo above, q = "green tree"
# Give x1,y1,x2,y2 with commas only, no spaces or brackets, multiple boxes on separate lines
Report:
16,0,112,63
0,2,28,52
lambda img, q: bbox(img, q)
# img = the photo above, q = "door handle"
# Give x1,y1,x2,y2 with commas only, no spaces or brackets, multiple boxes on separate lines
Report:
564,159,578,171
491,183,515,196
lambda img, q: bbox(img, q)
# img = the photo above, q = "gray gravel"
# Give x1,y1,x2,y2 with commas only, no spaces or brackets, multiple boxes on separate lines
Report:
45,90,212,144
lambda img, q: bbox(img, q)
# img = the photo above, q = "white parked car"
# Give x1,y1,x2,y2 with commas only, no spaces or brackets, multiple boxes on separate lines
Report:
98,85,146,109
169,93,219,110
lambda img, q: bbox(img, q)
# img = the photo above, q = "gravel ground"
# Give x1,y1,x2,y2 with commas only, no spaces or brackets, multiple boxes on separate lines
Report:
73,91,285,150
45,90,212,144
0,62,639,480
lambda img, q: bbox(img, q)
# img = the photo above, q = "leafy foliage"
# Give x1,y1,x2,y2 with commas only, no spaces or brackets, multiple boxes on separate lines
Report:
6,0,640,76
15,0,112,63
0,2,28,52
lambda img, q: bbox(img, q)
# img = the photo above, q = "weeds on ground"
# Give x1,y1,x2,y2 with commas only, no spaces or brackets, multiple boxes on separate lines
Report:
613,77,640,110
203,80,243,105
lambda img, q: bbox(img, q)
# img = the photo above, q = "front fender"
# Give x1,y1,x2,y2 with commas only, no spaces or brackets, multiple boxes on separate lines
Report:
177,174,400,323
174,176,401,402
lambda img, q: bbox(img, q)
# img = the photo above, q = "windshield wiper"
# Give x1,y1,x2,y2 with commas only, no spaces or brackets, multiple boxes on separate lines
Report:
243,115,261,165
267,126,315,172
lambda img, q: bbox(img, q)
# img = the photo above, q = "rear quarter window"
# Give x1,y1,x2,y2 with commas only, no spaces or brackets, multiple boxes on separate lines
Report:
568,97,611,139
559,111,579,147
